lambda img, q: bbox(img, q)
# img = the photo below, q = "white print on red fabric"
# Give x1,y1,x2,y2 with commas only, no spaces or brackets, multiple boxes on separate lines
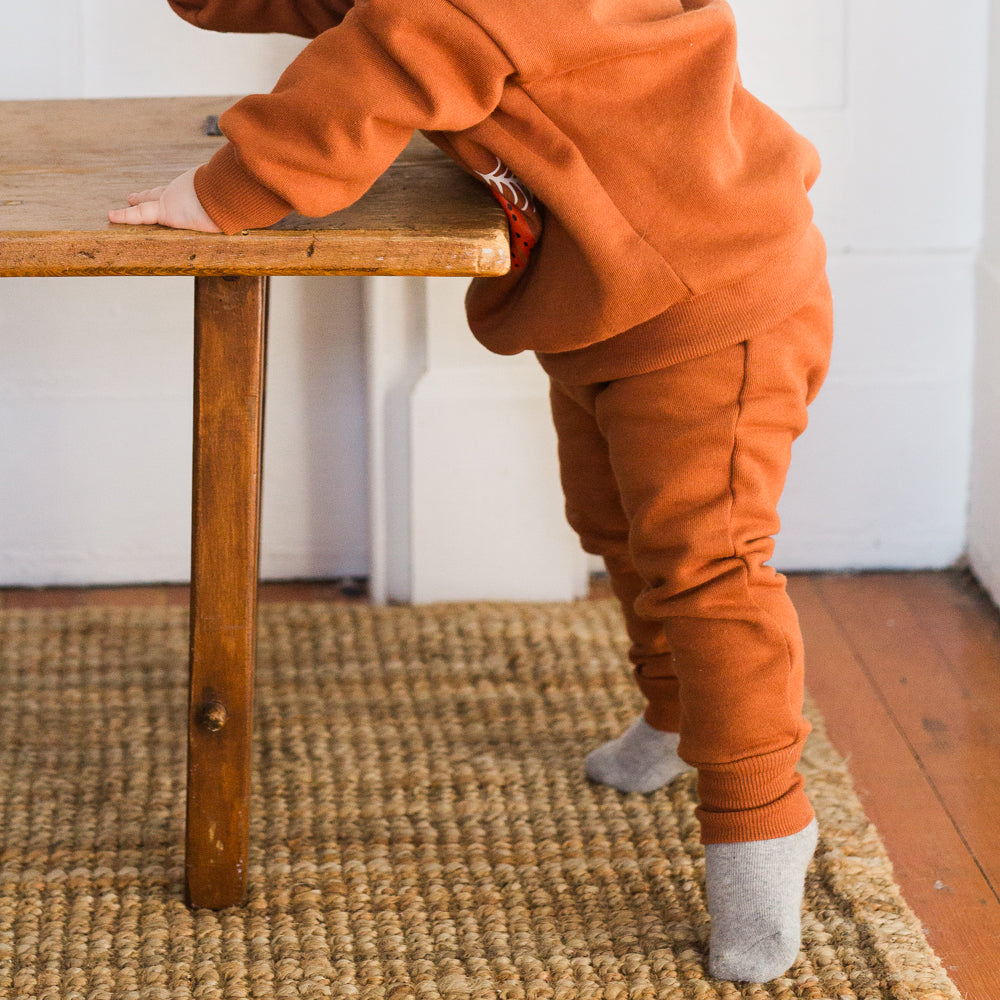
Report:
473,158,538,269
474,158,536,212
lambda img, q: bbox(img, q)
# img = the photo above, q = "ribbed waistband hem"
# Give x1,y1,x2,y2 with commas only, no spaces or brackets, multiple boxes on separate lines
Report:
537,225,828,384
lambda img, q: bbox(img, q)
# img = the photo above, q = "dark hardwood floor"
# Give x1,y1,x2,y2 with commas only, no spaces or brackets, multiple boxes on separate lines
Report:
1,570,996,999
789,572,1000,1000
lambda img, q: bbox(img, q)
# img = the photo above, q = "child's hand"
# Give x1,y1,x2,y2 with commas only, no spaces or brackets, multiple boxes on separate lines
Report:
108,167,222,232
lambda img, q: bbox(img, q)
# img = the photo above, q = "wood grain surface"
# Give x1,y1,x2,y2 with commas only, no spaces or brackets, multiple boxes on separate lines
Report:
0,97,510,277
185,275,269,909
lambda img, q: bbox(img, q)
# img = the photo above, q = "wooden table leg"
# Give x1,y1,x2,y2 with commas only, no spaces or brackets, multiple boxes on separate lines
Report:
185,275,269,909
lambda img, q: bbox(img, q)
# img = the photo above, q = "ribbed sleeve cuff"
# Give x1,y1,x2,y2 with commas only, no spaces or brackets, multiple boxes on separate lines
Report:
194,143,294,235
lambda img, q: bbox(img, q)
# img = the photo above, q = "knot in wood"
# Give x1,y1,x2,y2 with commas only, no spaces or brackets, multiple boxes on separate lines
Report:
199,700,229,732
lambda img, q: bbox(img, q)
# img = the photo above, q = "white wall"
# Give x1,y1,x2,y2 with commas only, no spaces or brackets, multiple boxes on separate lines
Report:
1,0,992,592
732,0,988,571
0,2,370,584
969,0,1000,604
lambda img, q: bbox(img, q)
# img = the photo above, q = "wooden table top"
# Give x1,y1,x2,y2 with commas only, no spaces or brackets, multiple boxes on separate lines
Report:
0,96,510,278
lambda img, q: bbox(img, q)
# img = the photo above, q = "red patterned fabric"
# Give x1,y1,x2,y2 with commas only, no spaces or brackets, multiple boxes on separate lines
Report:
473,158,540,270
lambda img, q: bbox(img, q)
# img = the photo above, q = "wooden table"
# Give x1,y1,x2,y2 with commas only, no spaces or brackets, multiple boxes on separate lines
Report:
0,96,510,909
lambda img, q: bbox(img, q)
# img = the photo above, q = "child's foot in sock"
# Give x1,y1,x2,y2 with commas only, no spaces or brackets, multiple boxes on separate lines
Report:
585,716,691,793
705,817,818,982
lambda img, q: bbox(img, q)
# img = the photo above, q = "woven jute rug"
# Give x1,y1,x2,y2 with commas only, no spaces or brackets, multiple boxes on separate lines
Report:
0,600,962,1000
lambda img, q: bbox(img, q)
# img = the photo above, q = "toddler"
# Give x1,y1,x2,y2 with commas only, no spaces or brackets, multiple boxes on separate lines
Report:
110,0,832,982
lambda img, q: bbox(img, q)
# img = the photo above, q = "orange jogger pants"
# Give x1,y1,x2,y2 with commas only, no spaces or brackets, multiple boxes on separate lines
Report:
549,280,833,844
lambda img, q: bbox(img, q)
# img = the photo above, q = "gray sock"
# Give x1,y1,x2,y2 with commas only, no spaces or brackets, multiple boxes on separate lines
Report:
705,817,818,982
584,715,691,793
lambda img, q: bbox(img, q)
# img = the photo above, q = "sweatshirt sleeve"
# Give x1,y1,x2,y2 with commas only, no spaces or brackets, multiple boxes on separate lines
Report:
167,0,353,38
192,0,514,233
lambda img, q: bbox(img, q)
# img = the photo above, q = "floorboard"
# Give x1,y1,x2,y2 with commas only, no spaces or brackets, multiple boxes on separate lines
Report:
792,571,1000,1000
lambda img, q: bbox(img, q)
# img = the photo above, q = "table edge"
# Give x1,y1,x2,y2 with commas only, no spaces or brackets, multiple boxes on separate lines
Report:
0,228,512,278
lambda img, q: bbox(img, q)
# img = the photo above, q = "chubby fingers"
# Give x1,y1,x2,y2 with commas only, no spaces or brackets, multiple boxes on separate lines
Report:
108,168,221,232
127,186,166,206
108,198,164,226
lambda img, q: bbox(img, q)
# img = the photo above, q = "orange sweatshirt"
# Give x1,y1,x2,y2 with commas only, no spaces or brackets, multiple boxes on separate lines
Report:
171,0,827,382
